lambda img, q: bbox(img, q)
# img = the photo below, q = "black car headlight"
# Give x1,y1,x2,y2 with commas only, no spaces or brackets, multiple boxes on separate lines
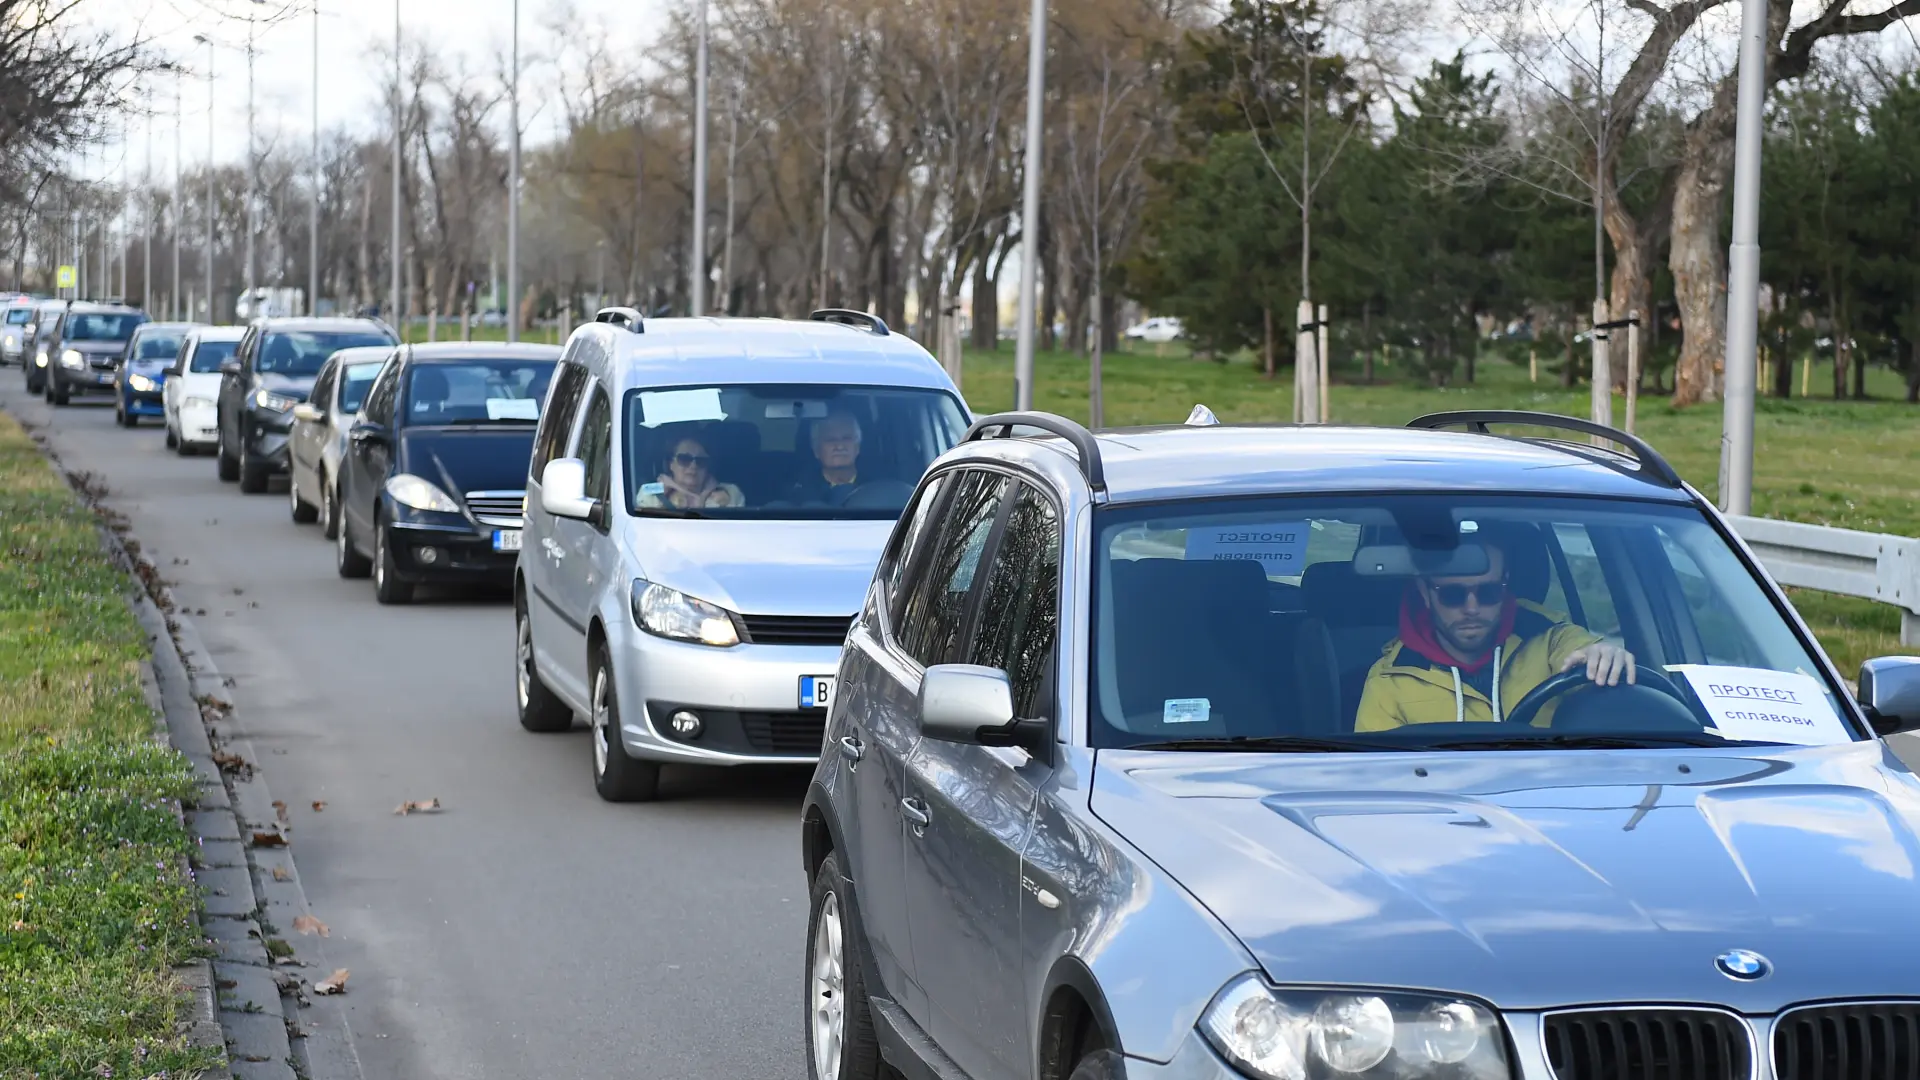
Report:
59,348,86,371
252,387,299,413
629,580,739,647
1200,976,1510,1080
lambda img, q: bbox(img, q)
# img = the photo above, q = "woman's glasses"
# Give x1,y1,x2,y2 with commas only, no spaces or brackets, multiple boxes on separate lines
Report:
1431,582,1507,608
672,452,711,469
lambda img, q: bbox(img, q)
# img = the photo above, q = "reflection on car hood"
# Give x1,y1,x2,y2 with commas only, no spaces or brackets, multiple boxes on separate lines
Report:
257,372,316,398
128,359,171,376
1092,741,1920,1010
632,519,892,618
398,427,537,502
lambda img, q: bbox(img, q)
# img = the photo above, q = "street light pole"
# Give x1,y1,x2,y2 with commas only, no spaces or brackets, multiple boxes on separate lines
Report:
144,109,153,313
198,35,214,320
173,73,182,320
1719,0,1766,517
391,0,402,328
690,0,709,317
310,1,320,316
245,3,259,311
507,0,519,343
1013,0,1047,412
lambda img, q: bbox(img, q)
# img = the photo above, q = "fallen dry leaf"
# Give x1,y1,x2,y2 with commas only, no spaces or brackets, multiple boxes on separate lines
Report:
211,751,249,772
292,915,329,938
273,801,289,824
271,867,290,882
393,798,442,816
311,801,327,813
313,969,350,995
250,830,288,848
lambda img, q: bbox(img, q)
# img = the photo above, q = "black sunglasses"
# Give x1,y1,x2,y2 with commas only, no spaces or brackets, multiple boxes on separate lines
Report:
671,452,711,468
1431,581,1507,608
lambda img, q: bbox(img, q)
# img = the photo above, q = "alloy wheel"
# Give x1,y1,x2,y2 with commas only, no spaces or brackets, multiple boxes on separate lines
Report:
810,889,846,1080
374,528,388,589
591,668,610,778
516,610,534,711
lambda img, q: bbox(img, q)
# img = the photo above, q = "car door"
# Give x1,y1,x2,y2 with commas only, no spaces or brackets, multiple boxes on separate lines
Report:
877,470,1010,1042
218,329,256,454
293,359,336,488
902,477,1059,1080
163,339,189,419
343,356,402,550
547,382,614,696
522,360,593,708
835,471,954,1022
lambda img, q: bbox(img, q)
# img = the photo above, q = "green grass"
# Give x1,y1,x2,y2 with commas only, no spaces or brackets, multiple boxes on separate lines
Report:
0,415,218,1079
956,342,1920,671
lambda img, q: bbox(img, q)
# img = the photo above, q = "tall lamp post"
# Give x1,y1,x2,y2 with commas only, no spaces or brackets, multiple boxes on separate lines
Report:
1012,0,1046,412
172,73,182,320
690,0,709,317
1719,0,1766,516
309,1,320,315
245,0,265,311
507,0,519,342
390,0,402,328
195,34,215,320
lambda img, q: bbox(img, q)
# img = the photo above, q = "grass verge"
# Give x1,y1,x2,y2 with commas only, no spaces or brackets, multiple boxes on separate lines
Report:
0,413,218,1078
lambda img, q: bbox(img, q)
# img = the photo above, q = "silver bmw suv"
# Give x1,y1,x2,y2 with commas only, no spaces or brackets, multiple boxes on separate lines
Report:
514,308,970,802
802,408,1920,1080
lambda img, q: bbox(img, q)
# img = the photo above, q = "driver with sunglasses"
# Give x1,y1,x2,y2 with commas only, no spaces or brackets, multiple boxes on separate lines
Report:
1354,536,1635,731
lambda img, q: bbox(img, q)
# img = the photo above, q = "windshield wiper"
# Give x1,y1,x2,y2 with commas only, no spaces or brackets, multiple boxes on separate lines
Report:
1417,732,1748,751
633,505,705,519
1121,735,1403,754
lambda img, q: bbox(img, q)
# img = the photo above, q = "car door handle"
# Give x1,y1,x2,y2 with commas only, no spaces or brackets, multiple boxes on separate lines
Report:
838,735,865,763
900,797,930,829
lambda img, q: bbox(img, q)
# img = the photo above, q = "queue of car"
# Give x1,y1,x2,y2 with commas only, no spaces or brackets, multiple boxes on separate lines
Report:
24,288,1920,1080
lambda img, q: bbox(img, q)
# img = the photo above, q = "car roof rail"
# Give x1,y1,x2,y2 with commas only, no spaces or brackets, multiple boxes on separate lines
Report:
809,308,889,336
594,306,645,333
964,411,1106,494
1407,409,1683,489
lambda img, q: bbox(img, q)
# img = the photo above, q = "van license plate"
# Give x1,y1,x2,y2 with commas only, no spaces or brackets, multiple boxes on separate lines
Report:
492,529,522,552
800,676,835,710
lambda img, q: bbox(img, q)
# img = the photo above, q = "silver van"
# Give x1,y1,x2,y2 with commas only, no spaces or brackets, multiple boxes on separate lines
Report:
514,309,970,801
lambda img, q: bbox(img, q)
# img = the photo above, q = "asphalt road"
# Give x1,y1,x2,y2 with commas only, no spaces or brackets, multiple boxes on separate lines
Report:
2,379,811,1080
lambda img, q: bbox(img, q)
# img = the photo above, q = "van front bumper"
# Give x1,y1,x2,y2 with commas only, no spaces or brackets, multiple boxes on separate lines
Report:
611,627,837,766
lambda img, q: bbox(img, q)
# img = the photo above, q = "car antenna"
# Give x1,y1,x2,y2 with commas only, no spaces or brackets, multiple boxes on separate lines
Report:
1185,403,1220,426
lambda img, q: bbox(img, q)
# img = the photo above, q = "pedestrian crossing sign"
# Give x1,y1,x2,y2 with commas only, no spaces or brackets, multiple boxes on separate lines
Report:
56,265,75,288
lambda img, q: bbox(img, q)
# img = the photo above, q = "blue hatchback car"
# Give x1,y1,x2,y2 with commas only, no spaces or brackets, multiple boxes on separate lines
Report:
115,322,201,428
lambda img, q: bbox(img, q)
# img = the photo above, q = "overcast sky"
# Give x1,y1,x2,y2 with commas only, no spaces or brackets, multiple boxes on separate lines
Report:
82,0,674,184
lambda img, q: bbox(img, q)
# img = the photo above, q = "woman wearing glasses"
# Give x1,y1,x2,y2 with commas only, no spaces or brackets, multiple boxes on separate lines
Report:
1354,530,1635,731
639,433,746,510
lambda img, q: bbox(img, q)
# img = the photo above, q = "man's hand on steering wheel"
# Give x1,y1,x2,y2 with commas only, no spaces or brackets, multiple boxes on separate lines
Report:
1560,641,1636,687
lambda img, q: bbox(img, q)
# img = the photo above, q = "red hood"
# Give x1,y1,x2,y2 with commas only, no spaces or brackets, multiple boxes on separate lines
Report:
1396,583,1516,673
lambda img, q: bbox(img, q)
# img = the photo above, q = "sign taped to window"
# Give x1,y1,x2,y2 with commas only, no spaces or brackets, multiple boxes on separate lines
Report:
1184,522,1311,575
1669,664,1851,746
486,398,540,420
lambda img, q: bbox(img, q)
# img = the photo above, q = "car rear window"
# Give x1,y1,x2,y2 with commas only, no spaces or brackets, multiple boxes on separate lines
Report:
5,309,30,325
188,340,239,373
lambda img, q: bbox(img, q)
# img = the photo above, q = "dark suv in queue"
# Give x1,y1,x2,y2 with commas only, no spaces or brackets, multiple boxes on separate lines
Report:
44,302,149,405
334,342,561,604
217,317,397,492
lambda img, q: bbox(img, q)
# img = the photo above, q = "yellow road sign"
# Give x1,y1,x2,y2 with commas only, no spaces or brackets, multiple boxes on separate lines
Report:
56,265,75,288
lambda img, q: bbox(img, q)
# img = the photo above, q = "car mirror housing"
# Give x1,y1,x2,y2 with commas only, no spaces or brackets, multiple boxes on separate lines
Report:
1860,656,1920,737
219,359,242,377
291,403,324,423
540,458,600,522
919,665,1017,744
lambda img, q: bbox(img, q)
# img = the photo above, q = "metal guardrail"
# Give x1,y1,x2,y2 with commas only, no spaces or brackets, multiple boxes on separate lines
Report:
1729,516,1920,646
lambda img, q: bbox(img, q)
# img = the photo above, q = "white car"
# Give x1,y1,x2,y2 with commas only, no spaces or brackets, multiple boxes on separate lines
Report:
1123,315,1184,343
164,327,246,454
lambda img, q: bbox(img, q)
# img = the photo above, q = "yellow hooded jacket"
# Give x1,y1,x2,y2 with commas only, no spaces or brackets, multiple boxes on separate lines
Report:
1354,602,1602,731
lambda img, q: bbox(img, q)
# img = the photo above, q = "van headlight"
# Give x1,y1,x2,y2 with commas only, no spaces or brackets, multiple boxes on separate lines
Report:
1199,976,1510,1079
383,473,461,513
630,580,739,647
59,349,85,370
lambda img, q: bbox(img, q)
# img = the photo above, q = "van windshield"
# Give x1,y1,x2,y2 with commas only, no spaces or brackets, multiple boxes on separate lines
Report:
66,313,145,341
623,384,969,520
5,309,30,325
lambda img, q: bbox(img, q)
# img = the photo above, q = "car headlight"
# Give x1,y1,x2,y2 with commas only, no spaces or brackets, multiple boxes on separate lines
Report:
383,473,462,513
128,373,158,393
183,395,215,409
59,349,85,370
252,387,299,412
1199,976,1510,1080
33,351,47,367
629,580,739,647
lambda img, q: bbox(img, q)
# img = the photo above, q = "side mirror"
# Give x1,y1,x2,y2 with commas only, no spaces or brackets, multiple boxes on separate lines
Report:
1860,656,1920,737
540,458,601,522
219,359,242,377
291,402,324,423
919,665,1017,744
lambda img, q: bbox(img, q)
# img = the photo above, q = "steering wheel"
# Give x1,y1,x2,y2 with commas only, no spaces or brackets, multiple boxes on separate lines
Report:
1502,665,1693,729
834,479,914,509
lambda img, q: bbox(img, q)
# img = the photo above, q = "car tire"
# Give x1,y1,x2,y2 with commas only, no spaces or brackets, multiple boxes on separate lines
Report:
372,521,414,604
288,469,319,524
238,455,269,494
319,473,340,540
590,649,660,803
804,853,883,1080
165,425,178,450
516,596,574,733
49,379,67,406
1067,1049,1125,1080
114,400,128,426
217,437,240,482
335,492,372,579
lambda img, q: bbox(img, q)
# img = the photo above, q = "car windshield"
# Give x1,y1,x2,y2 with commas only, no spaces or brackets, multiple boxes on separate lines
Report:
1090,494,1857,752
67,313,144,341
188,340,239,373
404,359,555,425
5,308,30,325
623,384,969,520
258,331,393,375
134,333,185,361
339,362,383,413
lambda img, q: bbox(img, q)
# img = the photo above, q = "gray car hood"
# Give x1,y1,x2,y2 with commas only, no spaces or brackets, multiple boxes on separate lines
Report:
1092,741,1920,1011
627,518,893,618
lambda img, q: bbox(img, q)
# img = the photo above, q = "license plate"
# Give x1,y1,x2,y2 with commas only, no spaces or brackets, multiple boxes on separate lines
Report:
492,529,522,552
96,373,114,384
800,675,835,710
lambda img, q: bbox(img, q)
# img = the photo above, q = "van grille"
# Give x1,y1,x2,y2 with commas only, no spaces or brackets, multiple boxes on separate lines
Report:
465,491,525,528
1542,1008,1750,1080
741,712,827,755
736,613,853,647
1775,1003,1920,1080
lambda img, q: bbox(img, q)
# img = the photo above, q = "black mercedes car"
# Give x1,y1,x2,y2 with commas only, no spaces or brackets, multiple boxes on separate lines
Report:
334,343,561,604
217,317,398,492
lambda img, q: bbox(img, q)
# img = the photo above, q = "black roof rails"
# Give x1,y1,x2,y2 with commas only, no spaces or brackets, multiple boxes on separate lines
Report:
594,307,645,333
809,308,889,336
1407,410,1683,489
964,411,1105,494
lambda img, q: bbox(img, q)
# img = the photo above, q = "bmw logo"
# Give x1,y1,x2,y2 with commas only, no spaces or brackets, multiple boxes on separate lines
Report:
1715,949,1772,981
